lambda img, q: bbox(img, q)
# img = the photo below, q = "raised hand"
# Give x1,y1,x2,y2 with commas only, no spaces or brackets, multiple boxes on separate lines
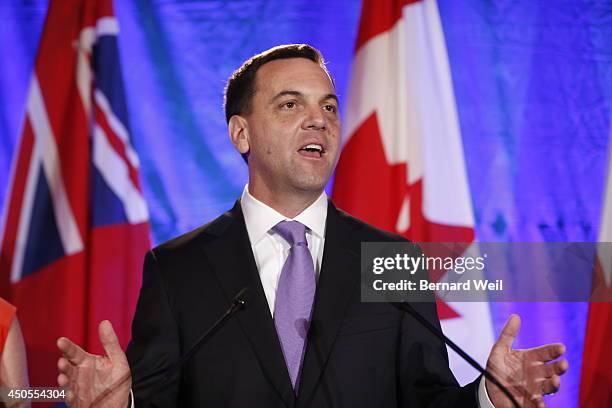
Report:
57,320,131,408
485,314,568,408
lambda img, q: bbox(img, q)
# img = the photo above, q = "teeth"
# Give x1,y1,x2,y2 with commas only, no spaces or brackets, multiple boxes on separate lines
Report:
303,144,323,152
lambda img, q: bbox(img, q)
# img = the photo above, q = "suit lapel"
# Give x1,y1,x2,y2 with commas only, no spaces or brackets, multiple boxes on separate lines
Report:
297,203,360,404
202,201,295,407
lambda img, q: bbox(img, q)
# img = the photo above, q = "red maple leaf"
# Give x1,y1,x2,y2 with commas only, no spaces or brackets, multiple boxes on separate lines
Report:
333,112,475,319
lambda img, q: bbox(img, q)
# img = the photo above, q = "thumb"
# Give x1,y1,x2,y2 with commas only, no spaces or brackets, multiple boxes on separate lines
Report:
495,314,521,349
98,320,126,362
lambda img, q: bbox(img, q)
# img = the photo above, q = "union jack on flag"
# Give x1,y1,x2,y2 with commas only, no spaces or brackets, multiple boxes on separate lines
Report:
0,0,150,390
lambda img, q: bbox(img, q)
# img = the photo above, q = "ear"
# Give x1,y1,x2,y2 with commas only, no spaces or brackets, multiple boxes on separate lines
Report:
228,115,250,155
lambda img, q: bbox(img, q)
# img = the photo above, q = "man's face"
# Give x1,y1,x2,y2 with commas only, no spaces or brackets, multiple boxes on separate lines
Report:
238,57,341,200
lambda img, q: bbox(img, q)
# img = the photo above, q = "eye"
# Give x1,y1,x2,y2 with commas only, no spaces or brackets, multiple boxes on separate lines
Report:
281,101,297,109
323,104,337,113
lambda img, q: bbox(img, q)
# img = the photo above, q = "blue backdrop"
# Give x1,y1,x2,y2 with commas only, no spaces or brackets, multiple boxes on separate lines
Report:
1,1,611,406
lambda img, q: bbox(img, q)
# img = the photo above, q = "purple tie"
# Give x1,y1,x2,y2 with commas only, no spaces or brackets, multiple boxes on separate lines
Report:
273,221,316,392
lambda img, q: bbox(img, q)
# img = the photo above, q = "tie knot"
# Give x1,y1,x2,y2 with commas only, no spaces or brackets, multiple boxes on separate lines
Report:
273,221,308,247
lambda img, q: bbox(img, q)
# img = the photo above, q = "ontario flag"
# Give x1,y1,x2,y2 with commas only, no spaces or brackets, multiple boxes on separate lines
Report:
579,137,612,406
0,0,150,392
333,0,495,384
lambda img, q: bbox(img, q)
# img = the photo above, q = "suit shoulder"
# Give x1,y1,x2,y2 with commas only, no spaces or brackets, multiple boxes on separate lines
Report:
151,206,237,257
333,205,409,243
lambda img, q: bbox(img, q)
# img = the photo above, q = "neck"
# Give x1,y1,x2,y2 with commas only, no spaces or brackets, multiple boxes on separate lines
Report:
248,184,322,219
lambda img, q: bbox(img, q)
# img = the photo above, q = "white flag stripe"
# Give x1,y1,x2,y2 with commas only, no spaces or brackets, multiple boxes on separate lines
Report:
437,242,495,383
92,124,148,224
404,1,474,227
443,301,495,381
396,196,411,233
96,16,119,37
28,76,84,255
10,134,42,283
598,126,612,285
405,0,494,384
94,89,140,168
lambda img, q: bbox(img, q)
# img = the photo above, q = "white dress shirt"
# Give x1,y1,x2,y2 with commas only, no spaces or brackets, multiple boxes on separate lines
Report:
241,185,327,315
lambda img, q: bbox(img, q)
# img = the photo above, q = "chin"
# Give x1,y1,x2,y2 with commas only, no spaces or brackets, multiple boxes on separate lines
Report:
291,177,328,194
286,164,332,193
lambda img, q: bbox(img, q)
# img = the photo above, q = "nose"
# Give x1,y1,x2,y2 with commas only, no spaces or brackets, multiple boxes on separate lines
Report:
302,105,326,131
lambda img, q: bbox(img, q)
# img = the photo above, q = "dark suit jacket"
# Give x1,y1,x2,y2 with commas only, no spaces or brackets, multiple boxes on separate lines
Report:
127,201,480,407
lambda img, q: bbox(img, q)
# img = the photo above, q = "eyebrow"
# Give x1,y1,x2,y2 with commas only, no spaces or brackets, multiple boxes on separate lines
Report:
271,90,339,104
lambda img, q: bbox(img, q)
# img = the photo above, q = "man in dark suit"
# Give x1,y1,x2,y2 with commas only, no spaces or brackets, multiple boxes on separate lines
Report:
57,44,567,408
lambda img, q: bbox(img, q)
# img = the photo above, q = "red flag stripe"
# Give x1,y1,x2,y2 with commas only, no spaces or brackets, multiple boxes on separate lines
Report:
355,0,420,50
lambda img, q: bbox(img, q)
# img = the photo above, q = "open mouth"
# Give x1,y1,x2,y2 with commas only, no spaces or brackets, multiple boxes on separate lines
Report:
298,143,325,158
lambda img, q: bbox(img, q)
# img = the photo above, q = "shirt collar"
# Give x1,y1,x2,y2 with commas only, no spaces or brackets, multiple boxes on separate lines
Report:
241,185,328,245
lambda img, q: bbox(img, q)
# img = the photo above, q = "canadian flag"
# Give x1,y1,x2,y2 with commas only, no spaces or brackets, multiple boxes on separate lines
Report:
333,0,495,384
579,134,612,406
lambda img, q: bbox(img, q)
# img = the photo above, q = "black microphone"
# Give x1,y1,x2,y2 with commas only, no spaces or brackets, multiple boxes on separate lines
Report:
397,302,520,408
134,287,250,405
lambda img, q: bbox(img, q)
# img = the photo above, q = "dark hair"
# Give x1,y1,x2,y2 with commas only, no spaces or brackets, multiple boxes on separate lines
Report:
224,44,332,124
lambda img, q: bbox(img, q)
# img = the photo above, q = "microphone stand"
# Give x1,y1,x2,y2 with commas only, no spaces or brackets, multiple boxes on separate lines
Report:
135,287,249,407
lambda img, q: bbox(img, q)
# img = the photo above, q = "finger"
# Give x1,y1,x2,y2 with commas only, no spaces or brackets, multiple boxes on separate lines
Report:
495,314,521,348
527,343,566,363
556,358,569,375
542,375,561,395
57,357,74,376
98,320,125,362
532,358,569,379
57,337,88,365
57,373,69,387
